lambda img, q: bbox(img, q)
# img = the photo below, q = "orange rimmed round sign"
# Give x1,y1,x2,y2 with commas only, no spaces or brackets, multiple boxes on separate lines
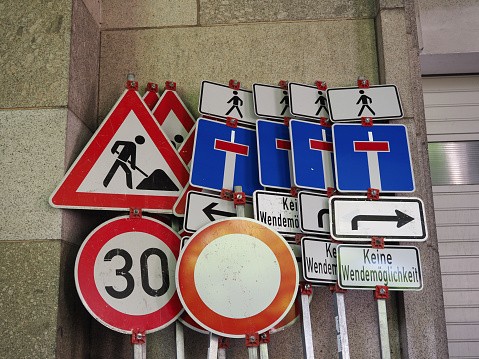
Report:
175,217,298,338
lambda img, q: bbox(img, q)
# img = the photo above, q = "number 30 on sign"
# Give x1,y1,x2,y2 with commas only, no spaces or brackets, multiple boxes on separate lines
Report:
74,216,183,334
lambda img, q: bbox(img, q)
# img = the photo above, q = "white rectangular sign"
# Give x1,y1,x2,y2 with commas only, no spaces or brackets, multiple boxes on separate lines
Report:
252,83,292,120
330,196,427,241
326,85,403,122
198,81,258,125
337,245,422,290
298,191,330,235
288,82,330,121
302,237,338,285
253,190,300,236
184,191,253,232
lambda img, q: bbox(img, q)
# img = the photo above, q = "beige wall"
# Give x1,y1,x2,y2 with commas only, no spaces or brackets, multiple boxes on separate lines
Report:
0,0,449,357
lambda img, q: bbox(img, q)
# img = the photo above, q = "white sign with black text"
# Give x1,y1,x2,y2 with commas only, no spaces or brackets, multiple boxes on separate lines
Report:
301,237,338,285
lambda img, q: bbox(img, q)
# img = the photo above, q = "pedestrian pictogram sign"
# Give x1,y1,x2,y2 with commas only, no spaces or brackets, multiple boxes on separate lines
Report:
152,89,196,151
184,191,253,233
190,118,262,196
252,83,293,120
301,237,338,285
288,82,330,121
257,119,293,190
289,119,335,191
198,81,258,125
75,216,183,333
49,89,190,212
332,123,414,193
176,217,298,338
330,196,427,241
298,191,330,235
337,244,423,290
326,85,403,122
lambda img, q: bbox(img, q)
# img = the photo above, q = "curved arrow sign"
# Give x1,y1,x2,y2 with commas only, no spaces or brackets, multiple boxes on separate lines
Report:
329,196,427,241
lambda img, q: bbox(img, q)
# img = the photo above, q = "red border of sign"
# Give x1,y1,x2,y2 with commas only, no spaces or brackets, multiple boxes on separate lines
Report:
75,216,183,334
49,90,190,212
176,218,298,338
152,90,195,133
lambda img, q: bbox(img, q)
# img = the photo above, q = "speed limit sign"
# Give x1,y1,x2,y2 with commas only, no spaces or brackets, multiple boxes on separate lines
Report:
74,216,183,334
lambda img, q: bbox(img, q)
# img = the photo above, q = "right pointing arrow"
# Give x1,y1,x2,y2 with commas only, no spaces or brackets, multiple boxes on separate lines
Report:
351,210,414,230
203,202,236,222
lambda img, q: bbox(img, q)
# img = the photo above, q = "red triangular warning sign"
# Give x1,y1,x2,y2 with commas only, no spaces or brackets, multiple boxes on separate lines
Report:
152,90,196,151
50,89,190,212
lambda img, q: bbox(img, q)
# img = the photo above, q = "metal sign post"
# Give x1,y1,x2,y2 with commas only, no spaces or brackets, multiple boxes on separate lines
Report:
207,332,219,359
332,290,350,359
172,216,186,359
376,288,391,359
299,282,314,359
133,338,146,359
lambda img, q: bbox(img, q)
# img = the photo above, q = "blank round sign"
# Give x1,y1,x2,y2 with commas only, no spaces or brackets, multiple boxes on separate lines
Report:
176,217,299,338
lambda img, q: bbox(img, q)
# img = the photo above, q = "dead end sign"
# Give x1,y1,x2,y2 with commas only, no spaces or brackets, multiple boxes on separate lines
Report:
176,217,298,338
49,88,190,212
75,216,183,334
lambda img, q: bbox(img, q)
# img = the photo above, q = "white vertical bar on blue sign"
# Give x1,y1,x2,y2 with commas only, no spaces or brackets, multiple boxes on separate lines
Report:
257,119,292,190
332,124,414,193
290,119,335,191
190,118,262,196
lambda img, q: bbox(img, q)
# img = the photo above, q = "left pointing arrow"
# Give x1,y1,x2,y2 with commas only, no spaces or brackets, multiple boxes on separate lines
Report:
203,202,236,221
351,210,414,230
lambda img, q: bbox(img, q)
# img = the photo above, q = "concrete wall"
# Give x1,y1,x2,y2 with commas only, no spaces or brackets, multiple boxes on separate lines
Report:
0,0,449,357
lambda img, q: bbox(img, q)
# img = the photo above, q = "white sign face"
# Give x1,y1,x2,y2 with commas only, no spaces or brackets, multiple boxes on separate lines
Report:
298,191,330,235
301,237,338,285
184,191,253,233
252,83,292,120
198,81,258,125
330,196,427,241
253,190,300,236
288,82,330,120
337,244,422,291
326,85,403,122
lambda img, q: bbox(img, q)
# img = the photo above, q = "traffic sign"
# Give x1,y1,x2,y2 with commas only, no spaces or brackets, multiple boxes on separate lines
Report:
332,123,415,193
198,81,258,125
176,217,298,338
152,89,196,151
74,216,183,333
301,237,338,285
288,82,330,121
49,89,190,212
190,118,262,196
330,196,427,241
252,83,292,120
337,244,422,290
257,119,293,190
184,191,253,232
253,190,300,236
298,191,330,235
326,85,403,122
290,119,335,191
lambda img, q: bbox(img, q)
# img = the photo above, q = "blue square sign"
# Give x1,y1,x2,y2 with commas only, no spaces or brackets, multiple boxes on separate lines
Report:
332,124,414,192
257,119,292,190
190,118,262,196
289,119,336,191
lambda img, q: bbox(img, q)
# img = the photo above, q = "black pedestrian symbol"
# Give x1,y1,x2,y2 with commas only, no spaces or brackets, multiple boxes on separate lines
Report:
280,91,289,116
225,90,243,118
103,135,179,191
356,90,376,116
315,91,329,116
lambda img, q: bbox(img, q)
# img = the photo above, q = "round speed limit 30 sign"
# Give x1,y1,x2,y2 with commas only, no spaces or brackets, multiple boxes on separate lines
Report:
75,216,183,334
176,217,299,338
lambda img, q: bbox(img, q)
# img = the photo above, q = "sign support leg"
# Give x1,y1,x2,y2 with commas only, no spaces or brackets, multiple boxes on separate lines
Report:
176,321,185,359
207,332,219,359
133,343,146,359
299,283,314,359
333,292,350,359
259,343,269,359
218,348,227,359
248,347,259,359
377,298,391,359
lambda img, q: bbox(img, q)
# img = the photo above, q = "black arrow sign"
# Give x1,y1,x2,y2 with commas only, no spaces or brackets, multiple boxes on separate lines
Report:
351,210,414,230
203,202,236,221
317,208,329,228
